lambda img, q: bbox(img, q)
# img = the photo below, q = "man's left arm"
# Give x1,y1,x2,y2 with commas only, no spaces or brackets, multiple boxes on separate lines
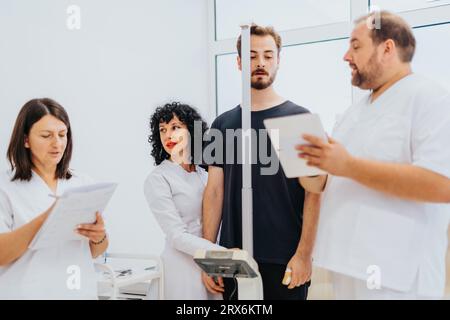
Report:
285,191,321,289
298,135,450,203
298,175,327,194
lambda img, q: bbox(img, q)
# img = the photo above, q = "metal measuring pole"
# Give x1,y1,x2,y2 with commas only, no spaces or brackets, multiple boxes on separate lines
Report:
240,24,253,257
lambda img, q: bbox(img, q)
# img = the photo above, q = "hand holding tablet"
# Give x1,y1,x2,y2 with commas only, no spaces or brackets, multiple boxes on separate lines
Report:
264,113,328,178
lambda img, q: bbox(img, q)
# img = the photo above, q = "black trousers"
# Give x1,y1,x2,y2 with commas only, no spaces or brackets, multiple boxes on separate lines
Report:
223,263,310,300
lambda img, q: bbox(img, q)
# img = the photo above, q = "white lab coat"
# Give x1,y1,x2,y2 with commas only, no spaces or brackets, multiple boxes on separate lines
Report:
313,74,450,298
144,160,224,300
0,170,98,300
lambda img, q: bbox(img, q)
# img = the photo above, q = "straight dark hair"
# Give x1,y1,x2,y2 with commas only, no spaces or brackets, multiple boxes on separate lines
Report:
7,98,73,181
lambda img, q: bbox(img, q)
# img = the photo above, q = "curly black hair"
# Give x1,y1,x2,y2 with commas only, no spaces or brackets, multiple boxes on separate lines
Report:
148,102,209,165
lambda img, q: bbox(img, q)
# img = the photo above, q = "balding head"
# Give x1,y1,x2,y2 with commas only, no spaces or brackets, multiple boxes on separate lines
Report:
355,11,416,63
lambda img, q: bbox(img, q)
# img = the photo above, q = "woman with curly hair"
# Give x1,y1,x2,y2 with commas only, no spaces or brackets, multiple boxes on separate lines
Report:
144,102,224,300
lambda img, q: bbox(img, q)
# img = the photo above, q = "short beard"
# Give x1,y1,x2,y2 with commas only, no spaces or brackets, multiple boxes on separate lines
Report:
352,50,383,89
251,71,277,90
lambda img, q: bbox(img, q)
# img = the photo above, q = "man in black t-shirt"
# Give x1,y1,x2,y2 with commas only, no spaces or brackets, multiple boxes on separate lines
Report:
202,24,324,300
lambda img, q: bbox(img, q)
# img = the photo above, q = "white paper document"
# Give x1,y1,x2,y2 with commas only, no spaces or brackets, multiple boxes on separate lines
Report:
264,113,327,178
29,182,118,250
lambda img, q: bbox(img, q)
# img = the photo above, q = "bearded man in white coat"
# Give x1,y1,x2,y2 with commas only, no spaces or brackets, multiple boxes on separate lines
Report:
297,11,450,299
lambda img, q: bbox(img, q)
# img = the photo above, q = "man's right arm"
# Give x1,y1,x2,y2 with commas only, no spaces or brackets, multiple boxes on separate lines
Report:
202,166,224,242
201,165,226,294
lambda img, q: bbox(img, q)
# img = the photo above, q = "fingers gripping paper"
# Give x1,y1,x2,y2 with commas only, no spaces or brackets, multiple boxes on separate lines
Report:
29,183,118,250
264,113,327,178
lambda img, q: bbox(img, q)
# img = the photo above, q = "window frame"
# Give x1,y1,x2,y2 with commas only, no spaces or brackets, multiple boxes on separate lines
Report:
207,0,450,120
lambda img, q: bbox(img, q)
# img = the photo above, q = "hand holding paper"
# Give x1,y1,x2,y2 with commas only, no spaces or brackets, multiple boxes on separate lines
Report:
76,212,107,244
29,183,117,250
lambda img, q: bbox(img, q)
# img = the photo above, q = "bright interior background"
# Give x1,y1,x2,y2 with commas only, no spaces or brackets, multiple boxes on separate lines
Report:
215,0,450,133
213,0,450,299
0,0,211,256
0,0,449,298
215,0,351,40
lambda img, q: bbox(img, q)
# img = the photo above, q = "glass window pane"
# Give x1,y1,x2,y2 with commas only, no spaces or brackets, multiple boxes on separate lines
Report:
216,54,241,115
216,24,450,134
216,39,352,134
413,23,450,91
371,0,450,13
215,0,351,40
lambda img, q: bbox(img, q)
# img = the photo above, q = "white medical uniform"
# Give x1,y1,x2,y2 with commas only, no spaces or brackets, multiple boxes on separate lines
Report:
144,160,224,300
313,74,450,299
0,170,98,300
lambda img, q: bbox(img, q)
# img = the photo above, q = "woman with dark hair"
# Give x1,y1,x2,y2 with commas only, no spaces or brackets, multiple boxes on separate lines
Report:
0,98,108,299
144,102,224,300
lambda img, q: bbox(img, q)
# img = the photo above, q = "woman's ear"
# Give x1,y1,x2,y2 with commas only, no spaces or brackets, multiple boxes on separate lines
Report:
24,136,30,148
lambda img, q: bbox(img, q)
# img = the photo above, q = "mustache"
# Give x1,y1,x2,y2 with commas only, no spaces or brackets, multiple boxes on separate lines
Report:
252,69,269,76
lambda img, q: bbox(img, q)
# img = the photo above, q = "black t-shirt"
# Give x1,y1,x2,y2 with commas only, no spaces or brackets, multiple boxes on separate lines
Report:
205,100,309,265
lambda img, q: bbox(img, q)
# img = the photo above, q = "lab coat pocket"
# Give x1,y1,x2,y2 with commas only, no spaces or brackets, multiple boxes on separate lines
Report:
363,115,409,162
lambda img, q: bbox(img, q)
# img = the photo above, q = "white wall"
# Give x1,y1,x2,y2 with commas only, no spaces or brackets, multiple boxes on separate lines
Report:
0,0,210,255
